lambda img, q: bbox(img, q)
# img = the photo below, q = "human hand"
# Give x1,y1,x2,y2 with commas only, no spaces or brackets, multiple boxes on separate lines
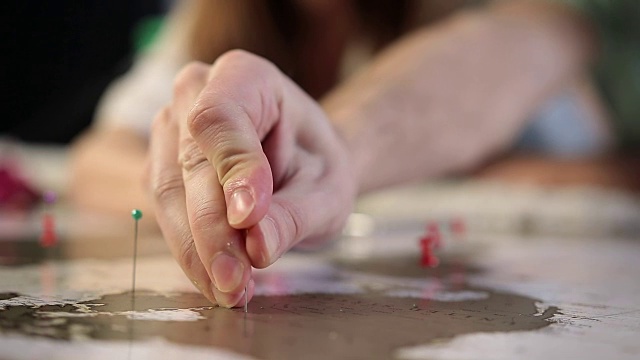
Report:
147,50,356,307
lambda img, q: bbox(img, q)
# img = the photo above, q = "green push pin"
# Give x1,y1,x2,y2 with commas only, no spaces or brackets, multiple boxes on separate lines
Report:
131,209,142,309
131,209,143,221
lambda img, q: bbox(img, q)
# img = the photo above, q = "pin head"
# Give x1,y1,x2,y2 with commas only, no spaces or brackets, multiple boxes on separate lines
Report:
43,191,57,204
131,209,143,220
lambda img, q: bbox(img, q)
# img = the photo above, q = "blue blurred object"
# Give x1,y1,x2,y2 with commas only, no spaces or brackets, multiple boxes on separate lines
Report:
517,91,607,158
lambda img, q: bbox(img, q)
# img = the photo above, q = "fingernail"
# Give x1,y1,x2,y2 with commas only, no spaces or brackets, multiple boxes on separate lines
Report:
228,189,254,226
210,253,244,292
261,219,280,263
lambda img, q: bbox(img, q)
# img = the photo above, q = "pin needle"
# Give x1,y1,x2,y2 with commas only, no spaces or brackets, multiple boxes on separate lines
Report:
244,286,248,313
131,209,143,304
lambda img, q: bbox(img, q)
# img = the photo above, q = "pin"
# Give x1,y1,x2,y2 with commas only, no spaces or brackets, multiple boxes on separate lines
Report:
419,222,441,268
128,209,143,360
419,234,440,268
39,191,57,247
244,286,248,313
131,209,143,303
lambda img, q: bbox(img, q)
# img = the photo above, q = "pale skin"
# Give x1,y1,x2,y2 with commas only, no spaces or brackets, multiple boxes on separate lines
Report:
71,1,598,307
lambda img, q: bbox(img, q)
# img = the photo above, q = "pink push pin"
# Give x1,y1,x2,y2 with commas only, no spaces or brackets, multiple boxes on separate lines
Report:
43,191,57,205
40,191,57,247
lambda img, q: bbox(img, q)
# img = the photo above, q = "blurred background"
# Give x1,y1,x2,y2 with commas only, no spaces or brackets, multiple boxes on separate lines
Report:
3,0,168,143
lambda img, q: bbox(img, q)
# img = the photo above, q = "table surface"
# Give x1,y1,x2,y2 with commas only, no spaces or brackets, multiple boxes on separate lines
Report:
1,144,639,359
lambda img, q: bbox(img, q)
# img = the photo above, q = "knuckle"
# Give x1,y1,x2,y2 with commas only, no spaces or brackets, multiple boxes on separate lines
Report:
179,138,209,173
216,49,278,76
190,198,225,233
278,199,307,244
187,101,220,138
173,61,209,95
186,104,255,182
215,150,253,185
187,100,241,141
151,171,184,205
216,49,255,67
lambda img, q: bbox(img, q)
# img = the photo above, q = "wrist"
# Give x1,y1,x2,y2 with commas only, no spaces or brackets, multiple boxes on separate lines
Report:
324,98,379,195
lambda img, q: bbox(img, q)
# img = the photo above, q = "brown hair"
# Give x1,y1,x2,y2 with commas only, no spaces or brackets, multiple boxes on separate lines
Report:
186,0,468,97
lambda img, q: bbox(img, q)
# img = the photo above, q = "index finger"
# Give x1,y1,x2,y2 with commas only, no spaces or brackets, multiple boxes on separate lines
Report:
175,62,251,307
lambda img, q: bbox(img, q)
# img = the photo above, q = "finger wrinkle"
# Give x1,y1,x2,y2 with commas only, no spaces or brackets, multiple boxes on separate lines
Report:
189,198,226,234
274,198,307,246
177,236,200,278
187,101,238,142
151,173,184,205
215,151,256,185
179,139,209,173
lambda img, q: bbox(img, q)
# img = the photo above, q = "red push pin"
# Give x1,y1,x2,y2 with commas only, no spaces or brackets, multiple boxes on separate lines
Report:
419,233,440,268
39,191,57,247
